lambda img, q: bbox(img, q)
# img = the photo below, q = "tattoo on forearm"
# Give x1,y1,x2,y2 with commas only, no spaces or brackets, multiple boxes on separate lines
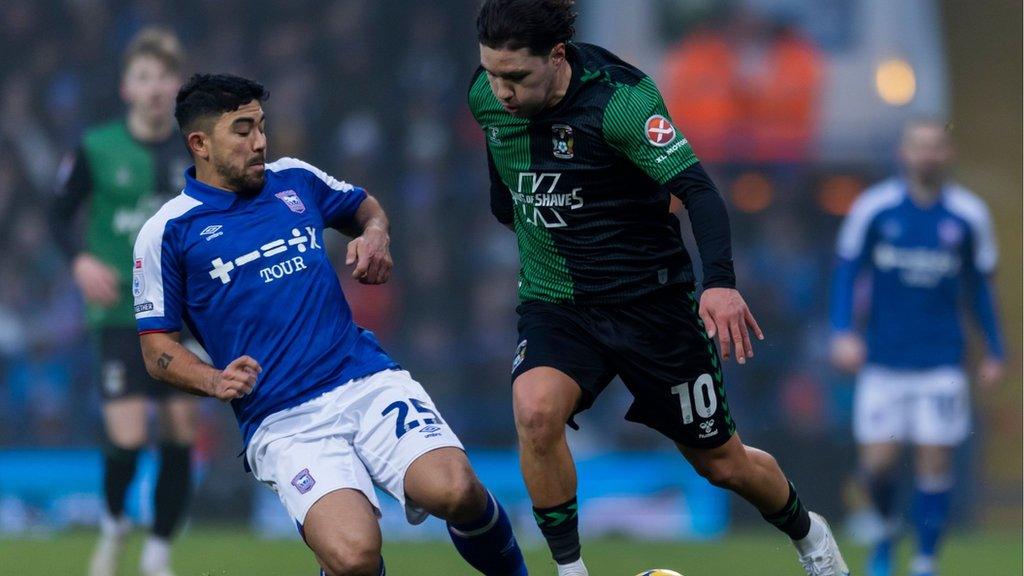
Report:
157,353,174,370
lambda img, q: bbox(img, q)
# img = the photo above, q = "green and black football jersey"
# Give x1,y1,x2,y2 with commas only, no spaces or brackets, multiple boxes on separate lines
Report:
53,120,190,329
469,42,703,305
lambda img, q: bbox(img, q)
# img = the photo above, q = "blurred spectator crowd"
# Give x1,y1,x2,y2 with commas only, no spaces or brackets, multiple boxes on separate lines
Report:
0,0,883,481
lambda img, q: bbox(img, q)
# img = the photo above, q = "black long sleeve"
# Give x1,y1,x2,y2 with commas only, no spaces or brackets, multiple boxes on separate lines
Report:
664,162,736,289
50,146,93,261
487,147,514,226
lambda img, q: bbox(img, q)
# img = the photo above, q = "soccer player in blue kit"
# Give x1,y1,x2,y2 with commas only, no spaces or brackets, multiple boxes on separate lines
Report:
132,74,527,576
830,118,1005,576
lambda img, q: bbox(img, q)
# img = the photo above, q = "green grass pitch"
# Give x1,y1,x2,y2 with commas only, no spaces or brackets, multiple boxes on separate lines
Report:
1,528,1019,575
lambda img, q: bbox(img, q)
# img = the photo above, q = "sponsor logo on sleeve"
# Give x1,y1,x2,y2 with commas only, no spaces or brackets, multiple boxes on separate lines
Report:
132,258,145,298
645,114,676,147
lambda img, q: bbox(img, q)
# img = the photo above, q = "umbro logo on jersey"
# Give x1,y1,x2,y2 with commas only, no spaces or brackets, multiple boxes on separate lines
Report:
200,225,224,241
645,114,676,147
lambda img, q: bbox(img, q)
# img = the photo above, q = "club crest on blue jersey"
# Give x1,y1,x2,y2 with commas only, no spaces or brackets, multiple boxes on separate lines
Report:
291,468,316,494
938,219,964,247
551,124,574,159
275,189,306,214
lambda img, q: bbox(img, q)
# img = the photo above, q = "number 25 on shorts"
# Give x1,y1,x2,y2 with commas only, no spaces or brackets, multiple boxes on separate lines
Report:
381,398,444,438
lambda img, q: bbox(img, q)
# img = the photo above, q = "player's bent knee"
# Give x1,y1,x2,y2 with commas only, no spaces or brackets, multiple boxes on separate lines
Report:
437,472,487,523
513,388,570,444
693,457,741,489
318,542,381,576
416,463,486,522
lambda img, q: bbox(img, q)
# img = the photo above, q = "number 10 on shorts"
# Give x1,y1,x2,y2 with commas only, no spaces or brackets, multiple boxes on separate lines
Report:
671,374,718,424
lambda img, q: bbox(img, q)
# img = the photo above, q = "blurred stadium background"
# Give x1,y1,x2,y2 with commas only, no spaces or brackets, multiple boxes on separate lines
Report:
0,0,1019,574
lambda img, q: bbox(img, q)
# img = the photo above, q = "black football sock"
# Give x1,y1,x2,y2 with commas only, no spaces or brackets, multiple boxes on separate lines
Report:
153,442,192,539
762,482,812,541
103,444,140,518
534,496,581,564
865,470,898,519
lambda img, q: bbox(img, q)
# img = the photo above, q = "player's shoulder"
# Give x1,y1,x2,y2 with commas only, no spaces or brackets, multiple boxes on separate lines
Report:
136,192,205,247
265,157,356,193
467,66,498,121
574,42,649,88
576,43,663,125
265,156,320,177
847,178,905,222
942,183,992,227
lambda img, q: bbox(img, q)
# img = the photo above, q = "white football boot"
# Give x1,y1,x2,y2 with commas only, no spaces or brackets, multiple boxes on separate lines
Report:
89,515,129,576
796,512,851,576
555,557,589,576
140,535,176,576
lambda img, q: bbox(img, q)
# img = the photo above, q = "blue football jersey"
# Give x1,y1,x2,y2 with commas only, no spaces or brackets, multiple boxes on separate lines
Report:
133,158,398,446
829,177,1004,369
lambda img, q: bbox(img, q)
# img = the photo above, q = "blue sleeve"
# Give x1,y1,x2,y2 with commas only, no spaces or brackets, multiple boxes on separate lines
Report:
297,161,367,229
829,204,875,332
963,241,1005,359
134,218,185,334
310,174,367,229
269,158,367,229
829,257,860,332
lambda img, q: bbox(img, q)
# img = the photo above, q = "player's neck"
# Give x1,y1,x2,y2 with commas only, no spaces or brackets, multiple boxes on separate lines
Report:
543,60,573,111
906,177,943,207
194,163,239,194
127,110,174,143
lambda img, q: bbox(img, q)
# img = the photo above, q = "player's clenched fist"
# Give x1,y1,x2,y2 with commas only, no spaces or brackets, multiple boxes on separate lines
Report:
211,355,262,401
346,225,392,285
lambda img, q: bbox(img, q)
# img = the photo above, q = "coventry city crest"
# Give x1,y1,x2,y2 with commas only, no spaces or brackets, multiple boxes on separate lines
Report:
551,124,574,160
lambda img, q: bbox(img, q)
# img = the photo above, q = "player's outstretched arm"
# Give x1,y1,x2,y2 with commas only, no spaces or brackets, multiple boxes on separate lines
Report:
342,194,393,285
140,331,261,401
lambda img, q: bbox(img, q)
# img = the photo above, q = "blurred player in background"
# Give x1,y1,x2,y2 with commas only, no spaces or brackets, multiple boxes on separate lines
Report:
50,28,194,576
132,73,527,576
830,118,1005,576
469,1,848,575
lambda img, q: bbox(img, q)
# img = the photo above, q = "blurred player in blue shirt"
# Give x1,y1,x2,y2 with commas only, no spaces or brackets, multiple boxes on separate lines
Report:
829,118,1005,576
133,74,526,576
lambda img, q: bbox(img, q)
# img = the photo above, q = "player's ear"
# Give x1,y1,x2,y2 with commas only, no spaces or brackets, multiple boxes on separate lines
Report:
186,131,210,160
549,43,566,65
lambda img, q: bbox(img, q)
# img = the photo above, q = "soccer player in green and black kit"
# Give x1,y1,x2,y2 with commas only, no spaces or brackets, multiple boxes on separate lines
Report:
470,2,849,575
51,29,194,576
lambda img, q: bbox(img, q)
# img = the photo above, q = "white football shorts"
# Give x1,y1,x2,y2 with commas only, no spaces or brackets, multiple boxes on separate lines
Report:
854,364,970,446
245,369,464,527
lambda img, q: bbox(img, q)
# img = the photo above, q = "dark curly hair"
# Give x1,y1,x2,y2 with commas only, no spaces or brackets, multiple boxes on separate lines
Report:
174,73,268,133
477,0,577,56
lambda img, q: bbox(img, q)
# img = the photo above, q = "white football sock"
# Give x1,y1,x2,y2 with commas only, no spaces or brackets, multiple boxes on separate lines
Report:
793,513,827,556
141,536,172,572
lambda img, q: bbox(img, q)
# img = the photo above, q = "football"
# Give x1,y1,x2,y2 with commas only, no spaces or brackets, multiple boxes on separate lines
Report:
634,571,683,576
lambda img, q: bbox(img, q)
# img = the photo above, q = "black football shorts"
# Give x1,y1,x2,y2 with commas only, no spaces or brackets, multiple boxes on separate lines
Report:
511,283,736,449
98,327,186,401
